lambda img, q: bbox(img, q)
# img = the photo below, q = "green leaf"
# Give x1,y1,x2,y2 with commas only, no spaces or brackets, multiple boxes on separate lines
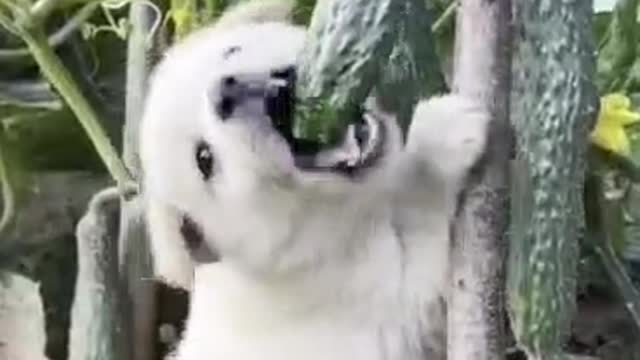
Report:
596,0,639,92
622,45,640,92
377,0,446,133
593,11,612,46
292,0,315,25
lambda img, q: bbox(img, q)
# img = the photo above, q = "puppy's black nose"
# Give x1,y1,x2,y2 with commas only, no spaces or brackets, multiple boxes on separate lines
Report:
212,68,296,124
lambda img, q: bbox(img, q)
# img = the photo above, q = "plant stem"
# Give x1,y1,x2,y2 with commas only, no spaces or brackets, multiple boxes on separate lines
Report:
431,0,457,33
0,127,15,235
595,243,640,327
0,1,99,60
448,0,512,358
30,0,61,24
119,3,157,360
0,4,20,35
20,30,132,187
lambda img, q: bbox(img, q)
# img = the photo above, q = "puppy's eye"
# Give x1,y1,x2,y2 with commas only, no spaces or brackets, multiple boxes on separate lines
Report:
195,141,214,180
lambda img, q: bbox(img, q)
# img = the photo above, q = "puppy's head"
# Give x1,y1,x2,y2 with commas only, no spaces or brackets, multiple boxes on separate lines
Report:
140,2,401,287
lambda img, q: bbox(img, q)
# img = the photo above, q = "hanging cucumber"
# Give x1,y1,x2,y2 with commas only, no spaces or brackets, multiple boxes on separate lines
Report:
294,0,402,145
508,0,599,358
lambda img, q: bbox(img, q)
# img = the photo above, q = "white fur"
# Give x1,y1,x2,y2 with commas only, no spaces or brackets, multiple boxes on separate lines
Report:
139,2,489,359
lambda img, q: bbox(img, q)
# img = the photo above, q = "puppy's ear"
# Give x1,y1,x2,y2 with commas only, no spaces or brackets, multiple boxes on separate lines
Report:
215,0,295,29
145,199,195,290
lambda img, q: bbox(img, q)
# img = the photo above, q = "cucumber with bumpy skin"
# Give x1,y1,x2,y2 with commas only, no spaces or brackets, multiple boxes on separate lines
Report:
508,0,599,358
295,0,403,145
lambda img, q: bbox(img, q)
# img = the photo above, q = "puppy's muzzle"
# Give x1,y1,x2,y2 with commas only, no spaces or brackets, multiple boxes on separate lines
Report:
210,67,386,177
214,66,296,136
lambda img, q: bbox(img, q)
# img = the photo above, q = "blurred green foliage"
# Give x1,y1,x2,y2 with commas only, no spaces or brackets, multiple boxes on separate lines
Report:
585,0,640,311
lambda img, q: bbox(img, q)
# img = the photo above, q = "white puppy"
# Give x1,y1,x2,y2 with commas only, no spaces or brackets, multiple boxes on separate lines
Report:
139,1,489,359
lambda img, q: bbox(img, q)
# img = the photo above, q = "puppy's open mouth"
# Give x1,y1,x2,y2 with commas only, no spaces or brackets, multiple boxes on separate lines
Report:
263,69,386,176
287,110,386,176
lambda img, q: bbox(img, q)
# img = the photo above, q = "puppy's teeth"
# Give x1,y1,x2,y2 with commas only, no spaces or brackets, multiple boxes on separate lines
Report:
359,113,380,160
344,125,363,165
268,78,288,87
